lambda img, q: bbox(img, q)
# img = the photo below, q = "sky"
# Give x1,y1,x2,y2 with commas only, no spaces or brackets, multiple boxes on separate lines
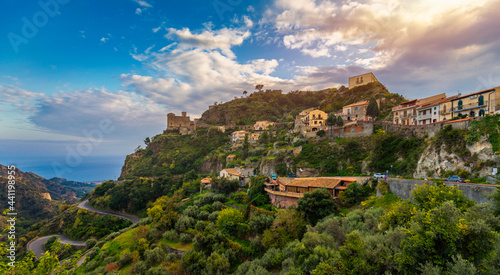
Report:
1,0,500,181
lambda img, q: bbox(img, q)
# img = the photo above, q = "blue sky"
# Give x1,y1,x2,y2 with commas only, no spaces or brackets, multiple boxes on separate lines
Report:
2,0,500,181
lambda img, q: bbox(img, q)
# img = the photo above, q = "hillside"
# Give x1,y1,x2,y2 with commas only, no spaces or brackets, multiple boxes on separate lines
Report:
200,82,406,125
50,177,98,198
0,165,69,231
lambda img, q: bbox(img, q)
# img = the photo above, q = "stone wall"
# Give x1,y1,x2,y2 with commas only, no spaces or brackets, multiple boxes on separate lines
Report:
388,178,498,204
267,191,300,208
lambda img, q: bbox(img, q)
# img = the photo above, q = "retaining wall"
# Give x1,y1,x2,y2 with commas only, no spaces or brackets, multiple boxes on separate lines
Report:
388,178,498,204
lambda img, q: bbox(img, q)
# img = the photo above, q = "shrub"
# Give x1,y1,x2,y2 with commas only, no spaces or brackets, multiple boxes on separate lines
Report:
85,238,98,249
212,201,223,211
180,233,192,244
198,210,210,220
162,229,178,242
195,220,206,231
144,247,166,264
216,208,244,235
132,260,149,274
146,265,167,275
85,260,98,271
183,205,199,218
117,250,132,267
175,216,195,232
209,211,220,221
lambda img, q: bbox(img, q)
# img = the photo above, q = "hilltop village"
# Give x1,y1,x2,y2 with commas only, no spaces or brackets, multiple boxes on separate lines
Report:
159,73,500,207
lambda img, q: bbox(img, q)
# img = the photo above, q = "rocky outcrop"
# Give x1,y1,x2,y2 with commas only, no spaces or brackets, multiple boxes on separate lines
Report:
414,136,499,178
199,156,224,174
41,193,52,200
296,168,320,177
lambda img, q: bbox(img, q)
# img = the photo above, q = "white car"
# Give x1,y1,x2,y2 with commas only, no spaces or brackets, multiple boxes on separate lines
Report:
373,173,384,179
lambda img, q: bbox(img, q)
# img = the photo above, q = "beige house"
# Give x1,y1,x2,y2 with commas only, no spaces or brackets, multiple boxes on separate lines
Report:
219,168,244,182
231,131,248,143
348,72,378,88
249,133,260,144
254,121,275,130
447,87,500,119
392,94,447,125
340,100,380,122
298,108,327,129
201,178,212,189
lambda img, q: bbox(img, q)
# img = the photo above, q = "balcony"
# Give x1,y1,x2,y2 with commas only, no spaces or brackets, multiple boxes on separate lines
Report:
451,101,488,112
417,113,432,120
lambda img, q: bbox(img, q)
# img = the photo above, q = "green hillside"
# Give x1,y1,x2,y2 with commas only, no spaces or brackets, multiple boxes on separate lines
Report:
200,82,406,125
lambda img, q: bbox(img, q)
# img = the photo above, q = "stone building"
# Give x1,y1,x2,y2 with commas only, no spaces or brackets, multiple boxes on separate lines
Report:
339,100,380,122
348,72,378,89
167,112,196,134
254,121,275,130
294,107,328,133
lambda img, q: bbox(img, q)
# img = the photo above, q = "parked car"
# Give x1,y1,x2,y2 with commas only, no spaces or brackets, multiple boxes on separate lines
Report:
373,173,384,179
445,176,465,183
288,174,297,178
271,174,277,180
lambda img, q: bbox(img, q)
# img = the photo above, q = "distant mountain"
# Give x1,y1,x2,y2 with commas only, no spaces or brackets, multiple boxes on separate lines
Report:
0,165,88,231
49,177,98,198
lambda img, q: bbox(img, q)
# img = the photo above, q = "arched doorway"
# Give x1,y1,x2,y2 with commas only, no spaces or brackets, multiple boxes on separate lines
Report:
479,109,485,116
470,111,475,117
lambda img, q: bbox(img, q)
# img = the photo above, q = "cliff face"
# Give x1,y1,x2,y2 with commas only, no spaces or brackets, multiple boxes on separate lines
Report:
414,136,500,178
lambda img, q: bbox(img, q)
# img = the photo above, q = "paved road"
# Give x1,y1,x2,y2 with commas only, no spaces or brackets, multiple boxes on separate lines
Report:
27,235,86,259
78,200,140,223
28,199,139,261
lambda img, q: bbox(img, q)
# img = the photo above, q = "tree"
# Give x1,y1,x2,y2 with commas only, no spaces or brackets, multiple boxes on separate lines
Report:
411,183,475,212
297,188,337,225
259,130,269,144
336,116,344,137
144,137,151,145
216,208,244,235
340,182,372,207
262,209,307,249
366,98,380,122
243,90,248,97
326,114,336,136
243,133,250,158
255,84,264,91
147,196,180,230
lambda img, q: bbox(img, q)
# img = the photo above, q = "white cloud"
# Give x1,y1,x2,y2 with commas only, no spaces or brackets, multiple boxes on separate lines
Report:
134,0,152,8
135,8,142,15
243,16,253,28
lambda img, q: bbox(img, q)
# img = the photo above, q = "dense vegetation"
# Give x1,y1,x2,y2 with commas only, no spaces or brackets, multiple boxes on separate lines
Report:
120,128,229,179
200,83,406,125
30,205,132,241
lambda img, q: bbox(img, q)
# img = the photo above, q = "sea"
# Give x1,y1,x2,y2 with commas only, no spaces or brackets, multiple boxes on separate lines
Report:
0,155,125,182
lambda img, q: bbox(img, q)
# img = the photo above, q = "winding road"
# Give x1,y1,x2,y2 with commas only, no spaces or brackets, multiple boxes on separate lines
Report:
27,199,139,260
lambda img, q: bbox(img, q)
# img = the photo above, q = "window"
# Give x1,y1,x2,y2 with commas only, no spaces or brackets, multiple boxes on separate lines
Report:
479,95,484,106
360,76,363,83
355,107,358,111
458,100,463,110
434,107,436,110
348,109,350,114
434,112,436,115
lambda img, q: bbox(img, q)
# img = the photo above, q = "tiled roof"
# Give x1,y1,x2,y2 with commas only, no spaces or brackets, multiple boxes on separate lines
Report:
454,86,499,101
417,95,459,109
201,177,212,184
344,101,369,108
284,177,342,189
223,168,243,177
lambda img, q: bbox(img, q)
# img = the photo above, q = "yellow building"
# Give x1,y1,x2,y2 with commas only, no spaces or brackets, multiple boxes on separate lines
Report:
446,87,500,119
300,108,327,129
348,72,378,88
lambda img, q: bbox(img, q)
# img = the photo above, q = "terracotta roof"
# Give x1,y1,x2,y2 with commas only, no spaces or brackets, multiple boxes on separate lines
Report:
417,95,459,109
284,177,343,189
223,168,243,177
227,154,236,158
232,131,249,134
201,177,212,184
344,101,369,108
454,86,499,101
399,99,418,105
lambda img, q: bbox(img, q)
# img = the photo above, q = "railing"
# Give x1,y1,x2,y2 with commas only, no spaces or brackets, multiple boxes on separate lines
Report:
451,101,488,112
417,113,432,120
399,113,417,119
